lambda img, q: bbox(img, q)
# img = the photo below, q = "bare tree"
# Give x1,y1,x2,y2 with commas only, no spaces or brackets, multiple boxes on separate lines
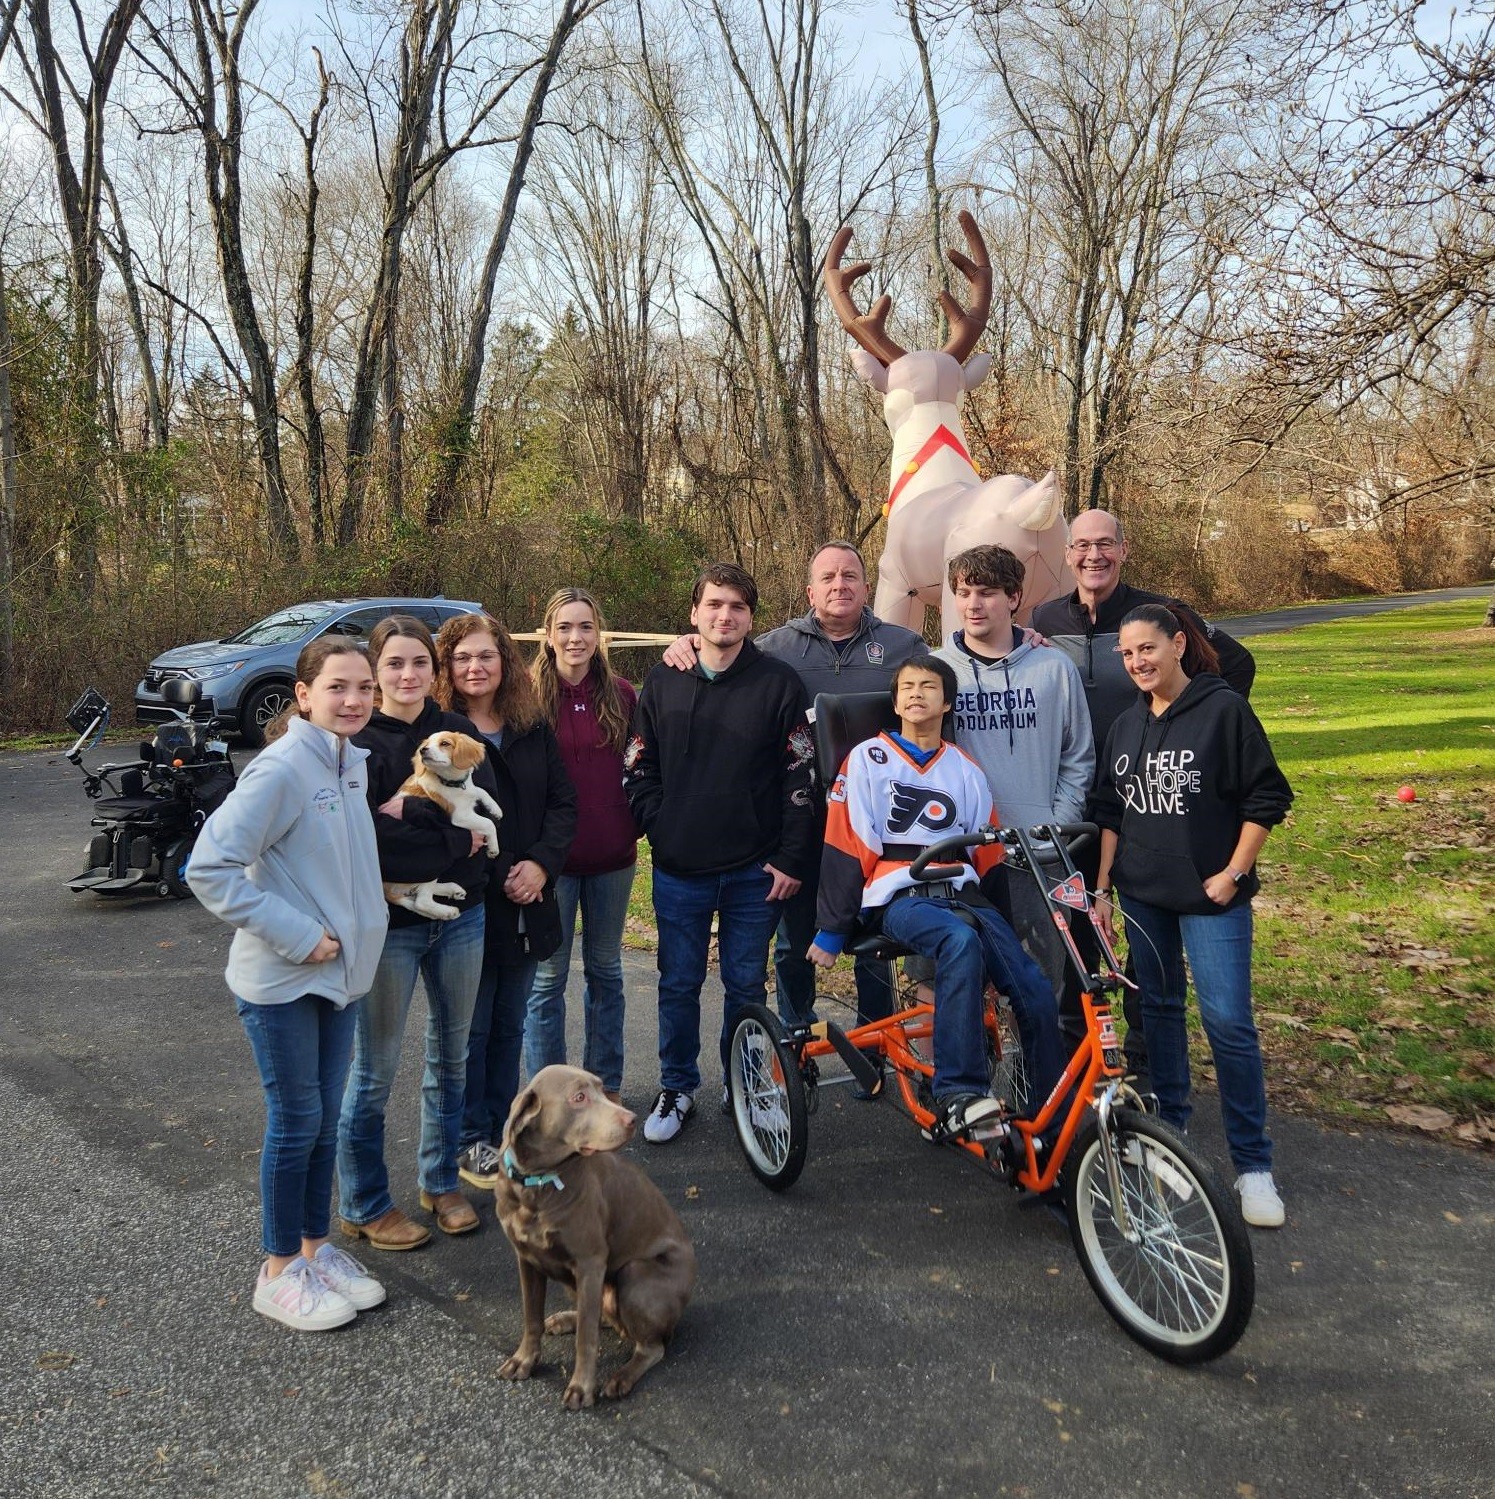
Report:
419,0,603,529
519,61,673,522
633,0,916,545
135,0,298,554
971,0,1292,518
1241,2,1495,618
3,0,145,582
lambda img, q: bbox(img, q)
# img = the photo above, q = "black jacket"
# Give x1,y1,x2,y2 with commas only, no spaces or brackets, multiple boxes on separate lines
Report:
1090,673,1293,914
623,641,816,879
479,720,577,966
355,700,500,927
1031,582,1256,768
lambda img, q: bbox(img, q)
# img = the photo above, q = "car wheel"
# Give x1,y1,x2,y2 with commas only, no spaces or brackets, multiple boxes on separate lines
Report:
239,680,296,748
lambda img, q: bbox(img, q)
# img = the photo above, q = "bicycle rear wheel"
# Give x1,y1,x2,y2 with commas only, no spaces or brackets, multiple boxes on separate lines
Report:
728,1004,808,1191
1064,1108,1254,1363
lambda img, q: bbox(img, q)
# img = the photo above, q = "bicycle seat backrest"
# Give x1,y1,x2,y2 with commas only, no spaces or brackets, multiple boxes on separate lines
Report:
812,690,899,786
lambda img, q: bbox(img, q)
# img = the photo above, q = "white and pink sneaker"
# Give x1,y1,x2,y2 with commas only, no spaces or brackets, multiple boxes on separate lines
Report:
312,1243,387,1311
252,1255,356,1331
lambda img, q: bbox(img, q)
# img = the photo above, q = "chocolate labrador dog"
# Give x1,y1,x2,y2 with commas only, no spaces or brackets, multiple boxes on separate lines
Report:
493,1065,696,1409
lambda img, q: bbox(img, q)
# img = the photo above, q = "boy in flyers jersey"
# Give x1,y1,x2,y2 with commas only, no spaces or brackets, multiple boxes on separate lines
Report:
807,658,1064,1138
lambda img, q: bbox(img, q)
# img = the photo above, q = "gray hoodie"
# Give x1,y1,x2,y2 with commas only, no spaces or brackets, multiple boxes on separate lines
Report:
191,715,388,1007
935,629,1095,831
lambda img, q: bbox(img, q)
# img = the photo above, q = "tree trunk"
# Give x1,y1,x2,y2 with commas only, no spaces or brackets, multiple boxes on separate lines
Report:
422,0,590,529
338,1,454,546
0,255,17,688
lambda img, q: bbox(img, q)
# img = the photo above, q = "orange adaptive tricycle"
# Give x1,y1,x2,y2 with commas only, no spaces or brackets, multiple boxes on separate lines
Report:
725,692,1255,1365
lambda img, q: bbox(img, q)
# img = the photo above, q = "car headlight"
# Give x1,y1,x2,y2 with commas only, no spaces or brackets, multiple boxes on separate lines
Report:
184,662,247,680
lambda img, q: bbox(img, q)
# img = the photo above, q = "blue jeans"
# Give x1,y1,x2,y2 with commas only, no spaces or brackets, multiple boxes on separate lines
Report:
463,953,540,1146
523,865,635,1093
652,862,783,1093
238,994,358,1257
1119,894,1271,1175
775,862,893,1027
337,903,485,1223
879,895,1064,1107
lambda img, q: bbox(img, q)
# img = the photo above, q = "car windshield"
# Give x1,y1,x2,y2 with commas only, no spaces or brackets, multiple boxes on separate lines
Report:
223,603,335,646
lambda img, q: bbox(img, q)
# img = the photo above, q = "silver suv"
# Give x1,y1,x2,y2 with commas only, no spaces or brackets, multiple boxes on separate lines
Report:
135,596,484,746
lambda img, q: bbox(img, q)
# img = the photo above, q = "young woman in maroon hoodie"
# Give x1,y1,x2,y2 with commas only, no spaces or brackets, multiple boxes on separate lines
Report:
520,588,640,1103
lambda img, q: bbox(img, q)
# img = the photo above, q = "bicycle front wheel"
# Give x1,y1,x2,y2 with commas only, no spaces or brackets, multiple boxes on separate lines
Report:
728,1004,808,1191
1064,1108,1254,1363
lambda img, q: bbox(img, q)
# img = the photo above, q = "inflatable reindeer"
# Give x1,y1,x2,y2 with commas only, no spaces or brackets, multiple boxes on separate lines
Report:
825,211,1068,635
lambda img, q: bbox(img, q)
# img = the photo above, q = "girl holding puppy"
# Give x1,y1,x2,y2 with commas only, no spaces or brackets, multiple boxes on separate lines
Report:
336,614,499,1249
433,613,576,1192
192,638,389,1332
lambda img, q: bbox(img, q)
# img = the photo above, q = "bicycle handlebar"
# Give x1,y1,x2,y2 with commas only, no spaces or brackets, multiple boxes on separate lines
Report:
906,822,1097,883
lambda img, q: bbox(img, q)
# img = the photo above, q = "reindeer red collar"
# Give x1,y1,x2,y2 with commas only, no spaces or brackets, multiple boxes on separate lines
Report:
825,212,1068,636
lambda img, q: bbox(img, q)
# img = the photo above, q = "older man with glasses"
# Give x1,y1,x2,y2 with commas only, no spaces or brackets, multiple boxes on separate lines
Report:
1030,509,1255,1080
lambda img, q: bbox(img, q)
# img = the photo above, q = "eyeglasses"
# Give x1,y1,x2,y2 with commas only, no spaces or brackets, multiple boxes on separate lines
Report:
451,651,500,667
1066,539,1119,554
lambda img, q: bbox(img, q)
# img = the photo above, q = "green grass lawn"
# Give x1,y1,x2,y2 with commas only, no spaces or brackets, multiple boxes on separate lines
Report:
1246,600,1493,1138
627,599,1495,1141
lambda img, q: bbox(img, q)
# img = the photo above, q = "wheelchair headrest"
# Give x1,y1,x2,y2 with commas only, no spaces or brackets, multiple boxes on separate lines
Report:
812,691,900,781
152,722,200,765
160,677,202,708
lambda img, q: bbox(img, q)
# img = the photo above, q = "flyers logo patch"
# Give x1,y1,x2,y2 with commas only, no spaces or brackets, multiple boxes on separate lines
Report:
887,781,957,835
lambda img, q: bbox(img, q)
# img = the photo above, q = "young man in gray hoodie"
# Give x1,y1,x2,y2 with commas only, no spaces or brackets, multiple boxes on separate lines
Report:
934,545,1094,1024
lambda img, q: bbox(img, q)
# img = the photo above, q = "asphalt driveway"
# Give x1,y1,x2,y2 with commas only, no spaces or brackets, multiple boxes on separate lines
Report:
2,738,1492,1499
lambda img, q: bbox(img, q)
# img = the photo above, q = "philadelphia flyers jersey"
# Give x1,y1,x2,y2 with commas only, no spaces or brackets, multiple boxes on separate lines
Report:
816,731,1006,936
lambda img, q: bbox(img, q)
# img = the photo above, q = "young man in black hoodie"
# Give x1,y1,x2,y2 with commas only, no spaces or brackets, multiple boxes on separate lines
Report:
624,563,817,1143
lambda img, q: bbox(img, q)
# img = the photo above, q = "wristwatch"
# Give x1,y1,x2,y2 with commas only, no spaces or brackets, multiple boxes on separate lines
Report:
1228,867,1248,885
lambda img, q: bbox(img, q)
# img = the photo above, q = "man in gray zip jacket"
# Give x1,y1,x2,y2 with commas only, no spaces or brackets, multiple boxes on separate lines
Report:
663,540,927,1027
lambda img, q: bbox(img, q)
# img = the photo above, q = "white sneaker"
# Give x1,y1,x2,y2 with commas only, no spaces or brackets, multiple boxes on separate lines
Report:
1235,1171,1286,1228
253,1256,356,1332
312,1242,387,1311
643,1088,695,1144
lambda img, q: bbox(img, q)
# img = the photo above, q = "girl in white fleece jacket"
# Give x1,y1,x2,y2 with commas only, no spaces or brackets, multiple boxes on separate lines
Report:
193,637,389,1333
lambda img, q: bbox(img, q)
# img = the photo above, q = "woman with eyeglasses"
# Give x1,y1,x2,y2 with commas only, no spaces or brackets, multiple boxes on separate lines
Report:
337,615,499,1252
432,613,577,1193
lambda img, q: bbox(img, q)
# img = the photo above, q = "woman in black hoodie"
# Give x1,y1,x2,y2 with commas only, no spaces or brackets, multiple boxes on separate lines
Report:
336,614,497,1250
1092,604,1293,1229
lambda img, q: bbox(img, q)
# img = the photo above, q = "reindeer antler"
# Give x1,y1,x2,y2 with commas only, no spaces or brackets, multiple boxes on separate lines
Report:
939,211,993,365
823,225,908,366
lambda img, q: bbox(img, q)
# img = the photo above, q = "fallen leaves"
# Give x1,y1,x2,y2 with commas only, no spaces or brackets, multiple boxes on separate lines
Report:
1384,1104,1456,1132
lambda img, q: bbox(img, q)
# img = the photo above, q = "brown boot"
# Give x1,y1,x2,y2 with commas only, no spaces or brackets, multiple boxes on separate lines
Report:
420,1188,479,1235
341,1206,431,1252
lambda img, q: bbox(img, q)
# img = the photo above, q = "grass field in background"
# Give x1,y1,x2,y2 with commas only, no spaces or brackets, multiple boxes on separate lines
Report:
627,600,1494,1139
1246,601,1493,1137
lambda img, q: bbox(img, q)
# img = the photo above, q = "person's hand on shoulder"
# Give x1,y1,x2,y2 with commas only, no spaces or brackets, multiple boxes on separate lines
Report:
662,634,702,672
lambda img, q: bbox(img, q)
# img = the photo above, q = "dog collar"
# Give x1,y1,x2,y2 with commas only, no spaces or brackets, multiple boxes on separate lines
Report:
501,1147,564,1191
431,770,470,789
